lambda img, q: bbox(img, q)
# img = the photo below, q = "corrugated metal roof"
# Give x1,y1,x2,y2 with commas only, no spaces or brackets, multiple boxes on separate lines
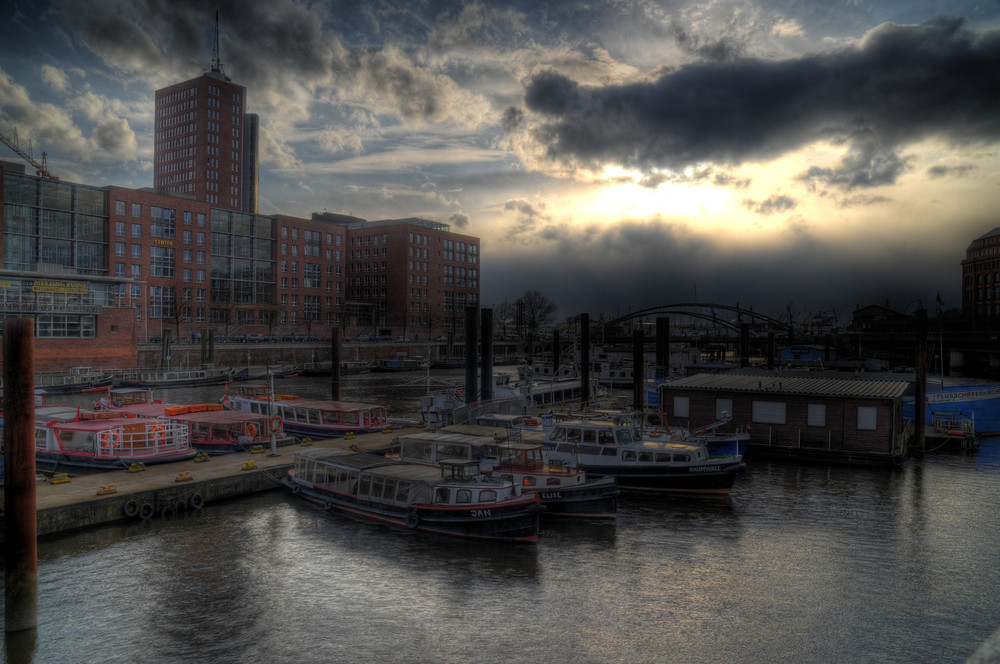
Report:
661,373,910,399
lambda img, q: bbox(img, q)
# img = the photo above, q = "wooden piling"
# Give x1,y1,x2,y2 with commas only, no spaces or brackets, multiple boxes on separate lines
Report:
3,317,38,632
464,307,478,401
633,329,644,410
480,309,493,402
331,327,342,401
915,309,927,455
580,313,591,404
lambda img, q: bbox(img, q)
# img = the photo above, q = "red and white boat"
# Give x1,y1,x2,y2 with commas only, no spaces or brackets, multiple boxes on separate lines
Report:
96,388,294,454
222,384,388,439
31,405,195,474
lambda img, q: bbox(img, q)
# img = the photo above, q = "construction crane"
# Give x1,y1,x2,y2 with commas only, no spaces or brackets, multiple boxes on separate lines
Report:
0,127,58,180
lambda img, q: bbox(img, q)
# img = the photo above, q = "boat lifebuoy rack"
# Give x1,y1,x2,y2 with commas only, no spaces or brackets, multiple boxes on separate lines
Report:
100,429,122,448
151,424,166,443
269,415,282,434
245,422,259,437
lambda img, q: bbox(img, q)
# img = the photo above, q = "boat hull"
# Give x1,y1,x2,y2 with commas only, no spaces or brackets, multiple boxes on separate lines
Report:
191,436,297,455
35,449,197,475
119,375,231,388
37,377,114,394
579,460,745,494
903,382,1000,435
286,478,542,542
535,476,619,518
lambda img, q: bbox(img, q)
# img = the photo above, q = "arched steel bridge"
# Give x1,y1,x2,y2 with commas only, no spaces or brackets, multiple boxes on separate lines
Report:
600,303,792,336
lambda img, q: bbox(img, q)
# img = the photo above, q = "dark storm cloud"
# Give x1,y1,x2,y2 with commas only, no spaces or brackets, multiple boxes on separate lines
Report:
668,19,747,62
503,198,551,242
743,195,797,216
523,18,1000,187
447,211,470,228
484,216,952,318
927,164,974,178
501,106,524,133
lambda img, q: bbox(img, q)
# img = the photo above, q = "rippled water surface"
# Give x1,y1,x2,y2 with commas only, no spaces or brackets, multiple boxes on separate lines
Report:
4,375,1000,663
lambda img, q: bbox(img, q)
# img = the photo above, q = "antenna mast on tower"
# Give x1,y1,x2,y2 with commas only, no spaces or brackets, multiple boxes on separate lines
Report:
210,10,229,80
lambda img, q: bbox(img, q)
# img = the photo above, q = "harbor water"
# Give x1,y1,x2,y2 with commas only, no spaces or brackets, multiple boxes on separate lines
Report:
4,371,1000,663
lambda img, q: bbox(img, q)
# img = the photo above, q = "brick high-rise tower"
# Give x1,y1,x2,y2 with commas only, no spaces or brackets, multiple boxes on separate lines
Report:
153,13,257,213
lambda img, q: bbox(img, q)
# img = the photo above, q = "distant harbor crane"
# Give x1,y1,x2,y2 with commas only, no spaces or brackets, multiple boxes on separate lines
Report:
0,127,58,180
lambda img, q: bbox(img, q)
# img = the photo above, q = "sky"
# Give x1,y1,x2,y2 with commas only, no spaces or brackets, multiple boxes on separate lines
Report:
1,0,999,326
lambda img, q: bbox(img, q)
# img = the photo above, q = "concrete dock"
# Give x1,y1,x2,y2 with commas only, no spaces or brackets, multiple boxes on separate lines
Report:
0,427,413,541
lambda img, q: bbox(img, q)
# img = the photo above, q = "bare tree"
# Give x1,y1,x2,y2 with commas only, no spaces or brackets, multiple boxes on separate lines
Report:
518,289,558,340
493,300,515,339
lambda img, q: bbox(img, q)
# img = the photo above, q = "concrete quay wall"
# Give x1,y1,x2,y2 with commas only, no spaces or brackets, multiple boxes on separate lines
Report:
0,428,407,541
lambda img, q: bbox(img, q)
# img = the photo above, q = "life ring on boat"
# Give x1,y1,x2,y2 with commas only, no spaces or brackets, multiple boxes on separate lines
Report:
138,503,155,520
122,498,140,518
189,493,205,510
406,509,420,529
245,422,259,437
100,429,122,448
291,483,301,495
151,425,166,443
269,415,282,434
324,499,333,511
523,417,539,427
455,389,464,401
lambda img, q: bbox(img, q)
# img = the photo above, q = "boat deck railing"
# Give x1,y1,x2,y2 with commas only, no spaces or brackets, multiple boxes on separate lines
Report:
92,421,191,458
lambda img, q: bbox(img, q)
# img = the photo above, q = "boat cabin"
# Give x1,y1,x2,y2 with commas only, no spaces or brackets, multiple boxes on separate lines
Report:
291,448,512,507
544,420,642,448
398,432,502,466
105,388,154,407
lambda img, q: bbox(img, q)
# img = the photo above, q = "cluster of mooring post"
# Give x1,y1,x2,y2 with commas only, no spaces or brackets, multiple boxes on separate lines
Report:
4,317,39,642
915,309,927,455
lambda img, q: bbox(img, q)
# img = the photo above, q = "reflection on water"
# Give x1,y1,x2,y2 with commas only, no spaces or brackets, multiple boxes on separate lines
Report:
5,377,1000,662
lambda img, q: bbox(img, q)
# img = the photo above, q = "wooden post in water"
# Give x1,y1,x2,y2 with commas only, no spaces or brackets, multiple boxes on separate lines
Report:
480,309,493,402
633,329,644,411
655,317,670,379
552,330,561,377
331,327,342,401
740,323,750,368
4,317,38,633
580,313,590,405
464,307,478,403
915,309,927,455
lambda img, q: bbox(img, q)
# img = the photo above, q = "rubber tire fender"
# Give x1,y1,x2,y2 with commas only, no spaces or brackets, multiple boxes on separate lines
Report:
122,499,140,518
138,503,155,520
189,493,205,510
406,509,420,529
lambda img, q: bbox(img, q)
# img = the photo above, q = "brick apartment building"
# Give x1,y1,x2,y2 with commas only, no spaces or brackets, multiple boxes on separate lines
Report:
962,226,1000,320
0,161,479,370
154,54,258,213
0,47,479,371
